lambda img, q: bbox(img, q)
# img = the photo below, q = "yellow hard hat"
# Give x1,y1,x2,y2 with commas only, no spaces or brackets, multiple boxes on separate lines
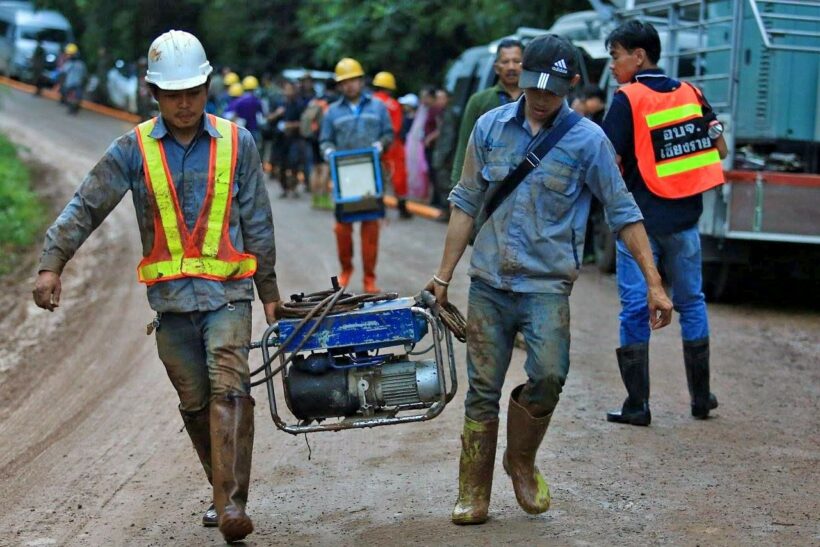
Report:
373,71,397,91
64,43,78,55
224,72,240,86
335,57,364,82
228,82,244,97
241,75,259,91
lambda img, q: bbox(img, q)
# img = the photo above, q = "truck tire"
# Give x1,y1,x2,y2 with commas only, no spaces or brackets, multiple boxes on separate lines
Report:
702,262,734,302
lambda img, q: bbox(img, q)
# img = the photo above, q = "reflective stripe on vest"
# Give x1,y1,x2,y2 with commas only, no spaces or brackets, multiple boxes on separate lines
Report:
134,115,257,284
620,82,724,199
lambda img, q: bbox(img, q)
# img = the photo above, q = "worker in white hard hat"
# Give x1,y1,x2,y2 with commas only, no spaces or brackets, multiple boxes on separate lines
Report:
32,30,280,544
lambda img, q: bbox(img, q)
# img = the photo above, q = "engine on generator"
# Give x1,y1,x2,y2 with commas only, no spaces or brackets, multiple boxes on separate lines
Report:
285,353,441,421
251,289,459,434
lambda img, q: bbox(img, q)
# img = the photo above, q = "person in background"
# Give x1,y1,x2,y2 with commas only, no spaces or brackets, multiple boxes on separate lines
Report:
422,86,442,201
602,20,727,426
320,57,392,293
59,43,87,115
300,78,337,209
372,71,412,219
223,76,266,152
572,84,607,126
451,38,524,189
31,39,47,96
431,89,458,220
269,80,306,198
398,93,418,142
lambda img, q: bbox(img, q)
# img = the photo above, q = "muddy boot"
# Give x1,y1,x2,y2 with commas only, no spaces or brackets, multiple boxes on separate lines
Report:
451,417,498,525
180,407,218,527
502,385,552,514
683,337,718,419
211,394,255,543
606,343,651,426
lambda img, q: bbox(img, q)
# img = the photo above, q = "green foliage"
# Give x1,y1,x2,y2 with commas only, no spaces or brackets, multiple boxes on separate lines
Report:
298,0,517,90
33,0,579,89
0,134,46,275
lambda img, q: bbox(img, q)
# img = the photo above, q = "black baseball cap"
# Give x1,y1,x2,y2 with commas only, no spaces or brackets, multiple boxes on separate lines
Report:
519,34,579,96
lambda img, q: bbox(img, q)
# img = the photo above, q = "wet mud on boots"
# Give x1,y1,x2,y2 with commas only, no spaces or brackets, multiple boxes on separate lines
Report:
211,394,255,543
180,406,218,527
452,417,498,525
502,385,552,514
607,343,651,426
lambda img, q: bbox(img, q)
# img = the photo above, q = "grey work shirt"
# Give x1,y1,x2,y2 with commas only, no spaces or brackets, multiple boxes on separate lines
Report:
449,99,643,295
38,115,280,313
319,93,393,154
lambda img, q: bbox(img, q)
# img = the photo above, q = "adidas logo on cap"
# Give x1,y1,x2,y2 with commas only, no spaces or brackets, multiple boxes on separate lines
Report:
553,59,568,74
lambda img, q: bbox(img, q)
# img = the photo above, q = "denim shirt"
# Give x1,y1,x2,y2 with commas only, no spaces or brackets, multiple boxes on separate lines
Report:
39,115,280,313
319,94,393,154
449,99,643,294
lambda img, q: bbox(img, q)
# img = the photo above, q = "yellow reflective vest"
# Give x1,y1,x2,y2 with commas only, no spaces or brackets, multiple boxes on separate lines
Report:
134,114,257,284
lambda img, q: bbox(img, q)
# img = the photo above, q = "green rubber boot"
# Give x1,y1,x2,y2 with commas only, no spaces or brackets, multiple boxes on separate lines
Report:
451,416,499,525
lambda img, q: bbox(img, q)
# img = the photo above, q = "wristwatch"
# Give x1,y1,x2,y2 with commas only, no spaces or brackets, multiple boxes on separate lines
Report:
707,121,724,140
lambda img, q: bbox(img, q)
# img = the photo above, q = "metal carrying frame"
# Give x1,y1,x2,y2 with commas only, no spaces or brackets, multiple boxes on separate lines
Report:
252,298,458,435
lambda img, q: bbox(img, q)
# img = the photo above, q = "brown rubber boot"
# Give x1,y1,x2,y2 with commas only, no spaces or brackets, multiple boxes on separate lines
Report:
451,416,499,525
211,394,255,543
334,222,354,286
180,407,218,527
502,385,552,514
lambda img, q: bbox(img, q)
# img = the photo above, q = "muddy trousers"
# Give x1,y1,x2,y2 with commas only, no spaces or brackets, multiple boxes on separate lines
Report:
464,279,571,422
334,220,380,291
155,302,255,540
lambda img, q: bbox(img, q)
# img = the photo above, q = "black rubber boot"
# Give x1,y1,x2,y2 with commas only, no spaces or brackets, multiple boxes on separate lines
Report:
606,343,651,426
683,337,718,419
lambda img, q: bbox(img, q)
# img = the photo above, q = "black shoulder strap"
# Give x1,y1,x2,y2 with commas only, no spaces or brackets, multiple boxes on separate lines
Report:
484,111,582,218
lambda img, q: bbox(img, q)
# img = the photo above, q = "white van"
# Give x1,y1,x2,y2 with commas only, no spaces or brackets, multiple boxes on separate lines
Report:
0,2,74,83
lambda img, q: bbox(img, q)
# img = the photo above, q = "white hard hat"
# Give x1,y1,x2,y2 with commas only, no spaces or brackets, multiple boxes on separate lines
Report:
398,93,419,108
144,30,213,90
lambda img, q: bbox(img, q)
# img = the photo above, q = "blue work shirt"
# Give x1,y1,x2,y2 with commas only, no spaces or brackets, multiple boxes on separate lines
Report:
602,69,712,235
449,98,643,295
39,114,280,313
319,93,393,154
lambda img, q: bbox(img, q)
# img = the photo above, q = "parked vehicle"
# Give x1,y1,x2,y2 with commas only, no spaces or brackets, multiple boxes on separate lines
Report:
106,59,138,113
595,0,820,299
0,2,74,85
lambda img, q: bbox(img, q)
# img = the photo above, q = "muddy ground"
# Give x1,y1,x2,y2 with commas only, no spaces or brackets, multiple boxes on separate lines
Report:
0,86,818,546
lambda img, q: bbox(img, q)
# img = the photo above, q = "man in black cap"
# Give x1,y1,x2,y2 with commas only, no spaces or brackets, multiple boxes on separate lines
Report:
424,34,672,524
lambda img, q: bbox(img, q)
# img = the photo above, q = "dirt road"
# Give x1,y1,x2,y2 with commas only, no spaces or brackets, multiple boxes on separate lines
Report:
1,87,818,546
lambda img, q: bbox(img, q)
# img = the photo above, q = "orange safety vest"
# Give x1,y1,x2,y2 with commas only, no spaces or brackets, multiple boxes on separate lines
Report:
134,114,257,285
619,82,724,199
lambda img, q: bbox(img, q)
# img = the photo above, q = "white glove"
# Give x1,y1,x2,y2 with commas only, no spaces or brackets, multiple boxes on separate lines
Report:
323,147,336,161
372,141,383,154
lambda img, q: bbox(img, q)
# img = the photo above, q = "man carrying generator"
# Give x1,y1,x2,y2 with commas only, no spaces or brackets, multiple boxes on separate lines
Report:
425,34,673,524
602,20,727,426
320,57,393,293
31,30,280,543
